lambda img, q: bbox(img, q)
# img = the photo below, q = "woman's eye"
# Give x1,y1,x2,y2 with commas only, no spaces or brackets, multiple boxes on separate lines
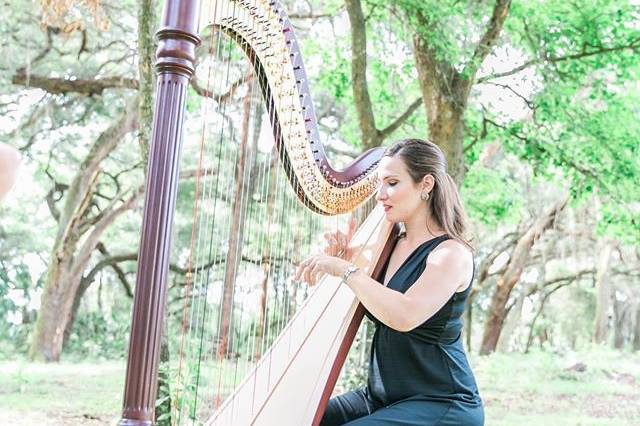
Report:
388,181,397,186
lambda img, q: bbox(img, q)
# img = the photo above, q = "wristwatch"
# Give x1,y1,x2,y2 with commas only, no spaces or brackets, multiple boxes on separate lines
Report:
341,264,360,284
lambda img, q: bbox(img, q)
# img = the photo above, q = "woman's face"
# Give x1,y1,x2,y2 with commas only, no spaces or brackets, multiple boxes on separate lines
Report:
375,155,425,223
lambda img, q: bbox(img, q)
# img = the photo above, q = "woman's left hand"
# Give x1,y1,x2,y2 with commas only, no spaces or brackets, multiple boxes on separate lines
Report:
294,254,351,286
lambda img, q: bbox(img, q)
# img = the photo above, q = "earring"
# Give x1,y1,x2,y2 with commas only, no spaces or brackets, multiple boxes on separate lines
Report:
421,191,430,201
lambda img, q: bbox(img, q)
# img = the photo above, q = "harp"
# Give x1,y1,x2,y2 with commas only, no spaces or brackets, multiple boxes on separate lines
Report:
118,0,398,424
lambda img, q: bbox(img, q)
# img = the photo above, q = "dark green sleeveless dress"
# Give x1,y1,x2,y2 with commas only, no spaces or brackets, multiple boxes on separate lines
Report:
321,235,484,425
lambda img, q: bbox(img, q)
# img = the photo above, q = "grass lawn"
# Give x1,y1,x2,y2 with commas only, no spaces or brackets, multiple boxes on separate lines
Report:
0,360,125,425
1,347,639,425
474,348,640,425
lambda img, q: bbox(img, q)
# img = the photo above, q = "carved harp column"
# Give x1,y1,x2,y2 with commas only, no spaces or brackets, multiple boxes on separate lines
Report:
119,1,201,425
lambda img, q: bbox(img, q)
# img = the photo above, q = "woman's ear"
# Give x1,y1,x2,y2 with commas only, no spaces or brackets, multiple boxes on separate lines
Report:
421,174,435,192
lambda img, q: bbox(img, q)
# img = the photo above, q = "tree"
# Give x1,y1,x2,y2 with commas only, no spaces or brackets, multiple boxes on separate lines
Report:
480,195,568,354
3,2,151,361
28,102,142,361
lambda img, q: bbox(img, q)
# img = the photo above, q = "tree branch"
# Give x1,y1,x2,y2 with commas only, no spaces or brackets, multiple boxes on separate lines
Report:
180,166,218,180
83,242,135,297
345,0,378,149
477,37,640,83
57,99,139,251
190,73,252,102
45,182,68,221
379,97,423,139
513,268,597,308
461,0,512,83
483,117,614,196
477,231,520,284
479,81,534,109
288,12,335,20
71,186,144,279
11,72,139,95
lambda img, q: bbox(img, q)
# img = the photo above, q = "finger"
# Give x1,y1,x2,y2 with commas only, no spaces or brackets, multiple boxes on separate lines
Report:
303,259,316,283
324,233,333,246
309,263,322,286
324,238,336,254
294,265,303,281
347,216,357,239
295,258,310,281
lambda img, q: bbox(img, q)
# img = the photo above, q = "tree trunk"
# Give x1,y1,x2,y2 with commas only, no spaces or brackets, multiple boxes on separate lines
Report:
254,151,276,360
62,275,92,349
28,101,139,361
410,0,511,184
30,257,77,361
498,290,524,352
344,0,379,149
288,232,303,317
632,303,640,352
413,36,467,183
613,297,629,349
137,0,156,161
525,287,557,353
344,0,424,151
218,81,253,358
593,242,613,344
480,196,567,355
29,186,141,361
464,289,475,353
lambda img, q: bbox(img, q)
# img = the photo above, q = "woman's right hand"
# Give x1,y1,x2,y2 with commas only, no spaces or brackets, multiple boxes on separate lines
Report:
323,217,357,259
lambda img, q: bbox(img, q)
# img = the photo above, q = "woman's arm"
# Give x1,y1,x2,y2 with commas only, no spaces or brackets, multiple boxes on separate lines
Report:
296,240,472,332
0,143,21,203
345,240,472,331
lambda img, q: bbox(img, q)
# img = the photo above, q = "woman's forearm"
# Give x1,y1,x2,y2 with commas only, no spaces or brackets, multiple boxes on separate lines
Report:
344,269,413,332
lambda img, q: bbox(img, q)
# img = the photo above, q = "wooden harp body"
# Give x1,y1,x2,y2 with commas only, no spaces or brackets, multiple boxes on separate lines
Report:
119,0,396,424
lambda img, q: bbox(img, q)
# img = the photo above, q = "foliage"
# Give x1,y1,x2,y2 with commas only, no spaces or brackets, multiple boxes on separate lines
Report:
63,305,131,360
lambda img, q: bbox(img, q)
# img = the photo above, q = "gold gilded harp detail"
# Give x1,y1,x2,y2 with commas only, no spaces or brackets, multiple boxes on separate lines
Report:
119,0,395,425
214,0,383,215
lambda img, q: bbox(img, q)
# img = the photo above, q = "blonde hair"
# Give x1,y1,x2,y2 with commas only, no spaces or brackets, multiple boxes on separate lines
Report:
385,138,473,250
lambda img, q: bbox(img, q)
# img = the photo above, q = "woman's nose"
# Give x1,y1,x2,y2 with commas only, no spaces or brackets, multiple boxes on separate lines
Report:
376,188,386,201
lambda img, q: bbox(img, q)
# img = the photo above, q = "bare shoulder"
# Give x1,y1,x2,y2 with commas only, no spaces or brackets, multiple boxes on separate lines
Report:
428,239,474,289
430,238,472,264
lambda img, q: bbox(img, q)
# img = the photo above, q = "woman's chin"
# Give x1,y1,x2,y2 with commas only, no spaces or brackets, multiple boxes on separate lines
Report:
383,212,397,223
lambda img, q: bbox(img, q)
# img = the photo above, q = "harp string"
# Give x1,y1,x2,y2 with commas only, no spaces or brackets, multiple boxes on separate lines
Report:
169,1,365,422
226,26,261,396
211,0,264,410
226,0,261,394
173,0,223,419
188,0,241,418
208,0,241,411
236,1,267,384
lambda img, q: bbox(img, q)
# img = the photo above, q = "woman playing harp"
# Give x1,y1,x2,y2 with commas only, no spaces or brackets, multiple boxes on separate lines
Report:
297,139,484,426
119,0,482,424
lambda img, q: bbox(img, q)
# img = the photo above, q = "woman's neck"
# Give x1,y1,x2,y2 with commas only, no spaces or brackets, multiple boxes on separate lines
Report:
402,212,445,245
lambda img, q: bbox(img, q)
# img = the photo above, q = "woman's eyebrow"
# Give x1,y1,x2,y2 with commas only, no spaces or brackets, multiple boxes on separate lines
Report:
381,174,399,180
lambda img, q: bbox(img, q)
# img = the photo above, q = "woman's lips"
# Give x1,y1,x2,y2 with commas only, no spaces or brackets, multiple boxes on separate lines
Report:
383,205,392,212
